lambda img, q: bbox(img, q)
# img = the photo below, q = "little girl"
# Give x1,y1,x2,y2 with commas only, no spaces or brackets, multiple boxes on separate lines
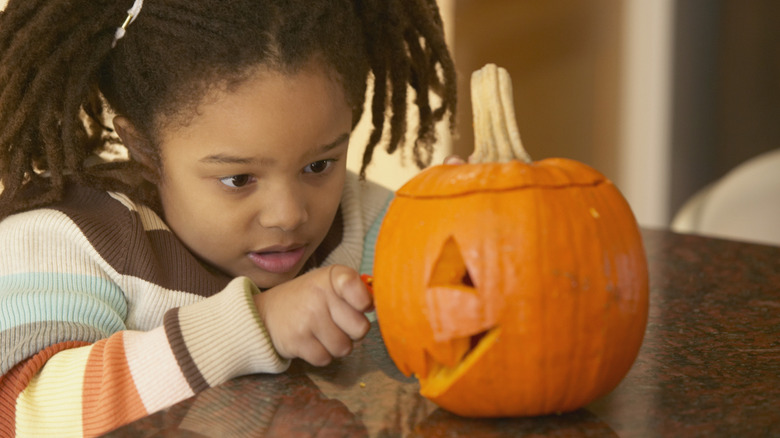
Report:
0,0,456,435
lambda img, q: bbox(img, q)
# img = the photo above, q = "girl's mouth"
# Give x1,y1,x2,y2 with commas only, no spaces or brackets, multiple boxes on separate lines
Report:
248,246,306,274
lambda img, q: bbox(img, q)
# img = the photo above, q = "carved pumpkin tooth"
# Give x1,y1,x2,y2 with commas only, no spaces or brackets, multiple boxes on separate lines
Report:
420,328,502,399
425,336,470,370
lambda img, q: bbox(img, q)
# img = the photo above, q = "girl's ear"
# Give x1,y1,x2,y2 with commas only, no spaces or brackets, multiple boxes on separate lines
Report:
113,116,161,182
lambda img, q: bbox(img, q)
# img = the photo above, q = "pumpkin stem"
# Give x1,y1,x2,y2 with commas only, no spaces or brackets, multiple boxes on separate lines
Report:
470,64,532,164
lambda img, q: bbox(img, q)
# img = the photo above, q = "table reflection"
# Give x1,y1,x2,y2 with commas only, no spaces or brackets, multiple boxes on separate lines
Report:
107,230,780,437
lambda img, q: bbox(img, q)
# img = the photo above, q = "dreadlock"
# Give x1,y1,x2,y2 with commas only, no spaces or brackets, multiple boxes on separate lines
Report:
0,0,456,220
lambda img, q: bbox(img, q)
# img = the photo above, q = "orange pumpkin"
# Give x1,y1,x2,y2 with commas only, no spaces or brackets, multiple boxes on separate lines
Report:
372,64,648,417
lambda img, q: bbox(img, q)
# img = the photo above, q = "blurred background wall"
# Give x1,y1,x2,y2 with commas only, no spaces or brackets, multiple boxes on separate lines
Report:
669,0,780,218
432,0,779,229
2,0,778,231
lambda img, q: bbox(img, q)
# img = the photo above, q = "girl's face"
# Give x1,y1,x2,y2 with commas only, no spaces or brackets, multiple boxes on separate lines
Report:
154,65,352,289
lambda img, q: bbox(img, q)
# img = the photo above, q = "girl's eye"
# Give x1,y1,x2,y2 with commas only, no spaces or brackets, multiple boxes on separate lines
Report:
304,160,334,174
219,174,254,188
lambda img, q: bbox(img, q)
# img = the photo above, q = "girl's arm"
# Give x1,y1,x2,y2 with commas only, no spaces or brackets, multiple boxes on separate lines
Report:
0,202,288,437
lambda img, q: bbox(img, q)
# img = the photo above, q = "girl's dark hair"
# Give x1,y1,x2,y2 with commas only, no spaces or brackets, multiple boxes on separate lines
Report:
0,0,456,219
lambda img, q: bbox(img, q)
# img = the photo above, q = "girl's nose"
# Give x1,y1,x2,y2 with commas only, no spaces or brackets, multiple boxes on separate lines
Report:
257,184,308,232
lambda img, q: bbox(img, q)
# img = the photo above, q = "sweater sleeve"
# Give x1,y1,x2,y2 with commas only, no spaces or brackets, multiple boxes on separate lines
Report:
0,207,288,437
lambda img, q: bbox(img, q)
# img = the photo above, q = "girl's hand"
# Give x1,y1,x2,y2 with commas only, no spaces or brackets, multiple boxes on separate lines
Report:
253,265,373,366
443,154,468,165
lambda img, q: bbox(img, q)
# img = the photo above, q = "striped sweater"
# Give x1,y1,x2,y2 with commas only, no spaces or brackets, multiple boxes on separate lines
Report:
0,171,392,437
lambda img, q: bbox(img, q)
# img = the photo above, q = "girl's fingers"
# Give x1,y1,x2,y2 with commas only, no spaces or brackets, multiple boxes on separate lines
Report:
313,316,354,359
328,295,370,341
329,265,373,312
443,154,467,165
258,265,374,367
294,337,334,367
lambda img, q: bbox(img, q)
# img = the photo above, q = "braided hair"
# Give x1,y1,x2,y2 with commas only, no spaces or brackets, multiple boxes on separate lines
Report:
0,0,456,220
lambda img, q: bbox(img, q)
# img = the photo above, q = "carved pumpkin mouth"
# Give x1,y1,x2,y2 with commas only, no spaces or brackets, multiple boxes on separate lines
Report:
420,326,502,398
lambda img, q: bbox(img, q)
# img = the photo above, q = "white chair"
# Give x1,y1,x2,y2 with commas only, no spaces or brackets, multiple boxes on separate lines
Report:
671,148,780,247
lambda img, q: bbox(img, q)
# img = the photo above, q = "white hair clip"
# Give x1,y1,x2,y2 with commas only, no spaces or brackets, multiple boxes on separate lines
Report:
112,0,145,48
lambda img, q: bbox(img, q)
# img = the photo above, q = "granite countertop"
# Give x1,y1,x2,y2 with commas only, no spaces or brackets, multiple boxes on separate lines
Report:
107,229,780,437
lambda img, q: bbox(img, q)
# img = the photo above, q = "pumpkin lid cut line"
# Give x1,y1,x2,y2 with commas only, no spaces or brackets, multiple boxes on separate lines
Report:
397,158,610,199
398,177,609,200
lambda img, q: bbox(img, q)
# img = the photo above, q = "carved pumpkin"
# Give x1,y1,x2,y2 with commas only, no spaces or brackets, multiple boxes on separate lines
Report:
372,64,649,417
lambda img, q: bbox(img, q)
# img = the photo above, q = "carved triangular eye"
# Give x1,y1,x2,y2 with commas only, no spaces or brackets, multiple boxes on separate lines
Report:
462,270,474,288
425,236,490,347
428,236,477,291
